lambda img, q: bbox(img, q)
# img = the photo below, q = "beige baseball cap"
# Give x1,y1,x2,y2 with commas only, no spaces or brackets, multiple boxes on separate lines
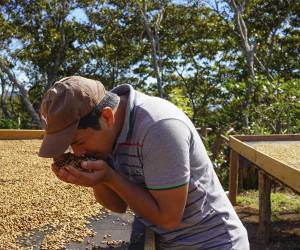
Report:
39,76,106,158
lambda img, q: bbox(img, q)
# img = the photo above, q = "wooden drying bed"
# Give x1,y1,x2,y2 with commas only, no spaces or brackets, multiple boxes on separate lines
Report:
228,134,300,245
0,129,155,250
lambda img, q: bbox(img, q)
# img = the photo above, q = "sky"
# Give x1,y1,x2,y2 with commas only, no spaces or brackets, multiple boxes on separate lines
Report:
67,8,88,23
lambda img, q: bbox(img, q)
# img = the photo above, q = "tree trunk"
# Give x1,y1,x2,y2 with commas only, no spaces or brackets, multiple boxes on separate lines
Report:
0,59,41,128
46,0,67,89
0,75,12,118
228,0,256,127
140,1,164,98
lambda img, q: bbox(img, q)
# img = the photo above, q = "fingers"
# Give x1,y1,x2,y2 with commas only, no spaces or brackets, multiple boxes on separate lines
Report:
50,161,109,187
51,163,58,173
59,168,79,184
65,165,90,178
51,163,60,177
81,160,107,171
51,163,78,183
59,165,97,187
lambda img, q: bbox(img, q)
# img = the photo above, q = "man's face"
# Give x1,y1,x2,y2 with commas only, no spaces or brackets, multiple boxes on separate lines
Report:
70,127,114,159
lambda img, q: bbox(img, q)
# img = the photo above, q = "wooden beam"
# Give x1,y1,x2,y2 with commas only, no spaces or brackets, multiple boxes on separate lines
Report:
0,129,44,139
229,149,239,205
258,170,271,245
229,136,256,163
234,134,300,142
144,228,156,250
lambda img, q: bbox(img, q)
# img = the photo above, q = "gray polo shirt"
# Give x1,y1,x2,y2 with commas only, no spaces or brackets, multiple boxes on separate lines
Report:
111,84,249,250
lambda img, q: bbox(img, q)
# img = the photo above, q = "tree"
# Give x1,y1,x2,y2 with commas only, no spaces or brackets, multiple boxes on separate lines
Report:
138,0,166,98
0,58,41,127
0,0,90,89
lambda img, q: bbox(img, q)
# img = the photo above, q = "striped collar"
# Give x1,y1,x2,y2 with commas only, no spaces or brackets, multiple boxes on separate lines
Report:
111,84,136,153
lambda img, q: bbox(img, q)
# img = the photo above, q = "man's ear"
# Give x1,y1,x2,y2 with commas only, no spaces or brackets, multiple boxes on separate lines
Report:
99,107,115,128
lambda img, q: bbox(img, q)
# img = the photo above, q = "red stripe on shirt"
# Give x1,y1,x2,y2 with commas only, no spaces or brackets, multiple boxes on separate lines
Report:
119,142,143,147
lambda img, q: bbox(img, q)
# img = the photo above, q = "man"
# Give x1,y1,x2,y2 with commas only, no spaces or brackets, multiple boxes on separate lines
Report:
39,76,249,249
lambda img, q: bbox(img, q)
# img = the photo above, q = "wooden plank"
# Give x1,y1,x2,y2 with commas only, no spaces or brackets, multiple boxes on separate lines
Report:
258,171,271,245
144,228,156,250
229,149,239,205
0,129,44,139
229,136,256,163
234,134,300,142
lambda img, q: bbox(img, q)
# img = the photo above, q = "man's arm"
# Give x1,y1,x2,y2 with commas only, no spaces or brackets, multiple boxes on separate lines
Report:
93,183,128,213
54,161,187,229
103,171,188,230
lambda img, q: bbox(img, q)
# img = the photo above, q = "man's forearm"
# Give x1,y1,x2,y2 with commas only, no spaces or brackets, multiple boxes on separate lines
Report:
93,183,127,213
103,171,166,228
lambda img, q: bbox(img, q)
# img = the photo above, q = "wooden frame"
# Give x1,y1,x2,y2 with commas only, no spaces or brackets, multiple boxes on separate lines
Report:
0,129,44,139
228,134,300,244
229,134,300,200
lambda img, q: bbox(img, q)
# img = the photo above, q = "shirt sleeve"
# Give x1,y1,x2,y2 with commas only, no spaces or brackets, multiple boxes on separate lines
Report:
141,119,191,190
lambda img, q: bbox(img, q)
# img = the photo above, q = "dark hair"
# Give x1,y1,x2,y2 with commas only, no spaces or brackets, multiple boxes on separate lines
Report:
78,92,119,130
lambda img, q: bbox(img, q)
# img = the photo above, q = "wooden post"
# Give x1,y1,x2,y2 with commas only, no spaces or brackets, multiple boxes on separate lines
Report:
258,170,271,245
144,228,156,250
211,127,225,161
200,127,208,137
229,149,239,205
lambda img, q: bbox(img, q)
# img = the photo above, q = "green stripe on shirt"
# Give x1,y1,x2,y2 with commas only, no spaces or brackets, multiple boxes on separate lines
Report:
146,182,188,190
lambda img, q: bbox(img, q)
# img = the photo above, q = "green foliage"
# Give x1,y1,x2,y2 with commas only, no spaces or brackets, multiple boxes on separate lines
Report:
243,77,300,134
213,153,229,190
166,86,193,118
0,118,19,129
237,190,258,208
237,190,300,220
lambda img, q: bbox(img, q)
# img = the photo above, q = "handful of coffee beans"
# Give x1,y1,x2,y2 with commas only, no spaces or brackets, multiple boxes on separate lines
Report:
53,153,98,172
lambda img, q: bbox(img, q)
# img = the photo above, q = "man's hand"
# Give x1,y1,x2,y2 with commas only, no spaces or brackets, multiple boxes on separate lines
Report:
51,160,114,187
52,160,128,212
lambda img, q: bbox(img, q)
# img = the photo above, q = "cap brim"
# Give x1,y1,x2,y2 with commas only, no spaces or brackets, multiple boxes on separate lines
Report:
39,122,78,158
